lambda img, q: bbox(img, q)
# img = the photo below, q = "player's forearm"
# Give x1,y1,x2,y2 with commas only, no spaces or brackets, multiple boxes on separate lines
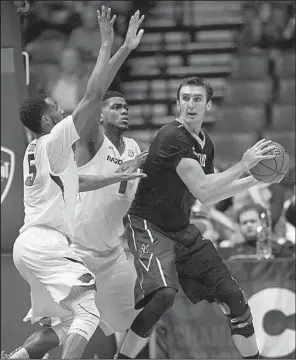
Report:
85,42,113,98
202,161,247,194
105,45,131,91
203,176,259,206
79,174,124,192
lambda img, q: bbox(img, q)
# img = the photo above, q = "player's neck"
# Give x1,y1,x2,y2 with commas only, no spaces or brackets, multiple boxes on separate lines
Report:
105,130,125,154
36,132,47,139
177,117,202,137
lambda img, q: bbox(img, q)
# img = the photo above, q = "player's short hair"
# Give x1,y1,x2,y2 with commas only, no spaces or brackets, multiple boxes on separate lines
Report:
103,91,125,104
19,94,49,134
177,77,214,103
236,203,267,224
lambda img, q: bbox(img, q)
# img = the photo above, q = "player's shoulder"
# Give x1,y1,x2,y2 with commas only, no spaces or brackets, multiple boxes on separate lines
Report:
123,136,138,147
156,120,189,143
123,136,141,153
57,114,74,128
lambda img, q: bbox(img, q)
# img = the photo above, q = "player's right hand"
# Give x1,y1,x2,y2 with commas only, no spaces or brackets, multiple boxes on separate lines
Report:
241,139,277,169
97,6,116,45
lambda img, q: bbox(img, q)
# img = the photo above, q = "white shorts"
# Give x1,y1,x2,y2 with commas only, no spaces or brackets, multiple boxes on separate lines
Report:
72,242,139,335
13,227,96,324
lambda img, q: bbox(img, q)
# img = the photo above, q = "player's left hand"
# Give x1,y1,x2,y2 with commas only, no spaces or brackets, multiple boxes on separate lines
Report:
116,150,148,173
118,171,147,181
123,10,145,50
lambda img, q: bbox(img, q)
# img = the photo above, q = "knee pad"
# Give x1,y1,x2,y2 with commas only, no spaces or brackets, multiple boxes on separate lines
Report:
67,293,100,342
217,290,254,338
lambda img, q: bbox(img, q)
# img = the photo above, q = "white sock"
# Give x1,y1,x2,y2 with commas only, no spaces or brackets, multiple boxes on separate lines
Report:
8,347,30,359
119,330,149,358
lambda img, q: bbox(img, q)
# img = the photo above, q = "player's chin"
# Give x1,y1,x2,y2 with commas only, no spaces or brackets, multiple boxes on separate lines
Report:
118,123,129,130
187,114,203,123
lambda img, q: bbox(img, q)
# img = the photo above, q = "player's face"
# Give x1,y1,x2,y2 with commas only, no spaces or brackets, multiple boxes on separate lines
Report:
239,210,261,242
102,97,129,131
43,98,64,130
177,85,211,127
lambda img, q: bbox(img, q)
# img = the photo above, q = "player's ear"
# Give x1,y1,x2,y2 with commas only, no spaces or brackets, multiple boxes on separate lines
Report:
206,100,212,111
41,115,50,123
176,99,180,112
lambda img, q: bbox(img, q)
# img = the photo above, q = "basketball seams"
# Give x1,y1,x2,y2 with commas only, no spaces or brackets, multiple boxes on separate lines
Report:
277,144,285,174
249,142,290,182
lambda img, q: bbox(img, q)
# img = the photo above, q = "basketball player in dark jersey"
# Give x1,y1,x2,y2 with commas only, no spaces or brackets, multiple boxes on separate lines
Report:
116,77,278,359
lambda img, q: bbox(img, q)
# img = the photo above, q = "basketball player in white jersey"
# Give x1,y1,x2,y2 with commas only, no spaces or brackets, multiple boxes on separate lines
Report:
2,8,146,360
73,90,146,344
71,10,149,353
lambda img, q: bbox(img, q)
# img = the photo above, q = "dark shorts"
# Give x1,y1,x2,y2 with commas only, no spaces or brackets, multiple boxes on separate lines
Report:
123,214,241,309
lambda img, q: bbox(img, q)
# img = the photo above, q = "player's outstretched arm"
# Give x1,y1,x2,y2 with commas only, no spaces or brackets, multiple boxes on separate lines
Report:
104,10,145,92
176,139,276,204
79,172,146,192
71,6,115,139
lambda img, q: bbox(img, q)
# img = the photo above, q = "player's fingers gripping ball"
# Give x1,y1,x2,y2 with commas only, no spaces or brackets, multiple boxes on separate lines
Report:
249,141,290,183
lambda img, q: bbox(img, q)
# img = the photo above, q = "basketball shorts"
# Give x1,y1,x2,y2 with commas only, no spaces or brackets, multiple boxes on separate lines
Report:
124,214,241,309
13,226,96,324
72,242,139,335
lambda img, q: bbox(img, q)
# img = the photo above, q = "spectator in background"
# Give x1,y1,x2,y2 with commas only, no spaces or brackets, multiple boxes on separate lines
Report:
67,2,121,60
282,1,296,48
236,2,262,52
20,1,82,46
190,210,220,249
237,1,295,53
285,192,296,227
284,192,296,244
46,48,87,116
231,181,286,239
219,203,295,259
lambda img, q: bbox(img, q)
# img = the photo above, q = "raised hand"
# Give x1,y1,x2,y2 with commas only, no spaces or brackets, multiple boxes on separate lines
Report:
124,10,145,50
241,139,277,170
97,6,116,45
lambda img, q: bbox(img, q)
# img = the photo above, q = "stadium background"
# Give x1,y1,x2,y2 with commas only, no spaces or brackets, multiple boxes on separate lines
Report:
1,1,295,359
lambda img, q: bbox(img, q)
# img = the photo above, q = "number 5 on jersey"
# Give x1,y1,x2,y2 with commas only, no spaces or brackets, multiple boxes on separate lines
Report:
25,153,37,186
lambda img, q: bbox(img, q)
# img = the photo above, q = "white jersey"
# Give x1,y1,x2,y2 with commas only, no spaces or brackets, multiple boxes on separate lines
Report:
75,135,141,251
20,116,80,240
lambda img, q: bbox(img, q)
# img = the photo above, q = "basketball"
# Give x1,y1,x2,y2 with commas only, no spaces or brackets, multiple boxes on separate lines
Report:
249,142,290,183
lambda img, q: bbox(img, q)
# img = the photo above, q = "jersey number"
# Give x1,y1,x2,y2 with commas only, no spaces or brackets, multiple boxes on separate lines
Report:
118,180,128,195
25,153,37,186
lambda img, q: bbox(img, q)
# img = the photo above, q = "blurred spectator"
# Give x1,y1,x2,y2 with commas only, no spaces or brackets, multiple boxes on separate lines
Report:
236,2,262,52
190,210,220,249
219,203,295,259
282,4,296,48
46,48,87,115
191,197,237,247
285,192,296,227
67,2,121,61
20,1,82,46
227,181,286,238
237,1,295,53
284,192,296,244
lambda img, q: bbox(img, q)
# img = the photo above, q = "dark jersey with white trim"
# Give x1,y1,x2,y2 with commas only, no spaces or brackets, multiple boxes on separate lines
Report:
129,120,214,231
